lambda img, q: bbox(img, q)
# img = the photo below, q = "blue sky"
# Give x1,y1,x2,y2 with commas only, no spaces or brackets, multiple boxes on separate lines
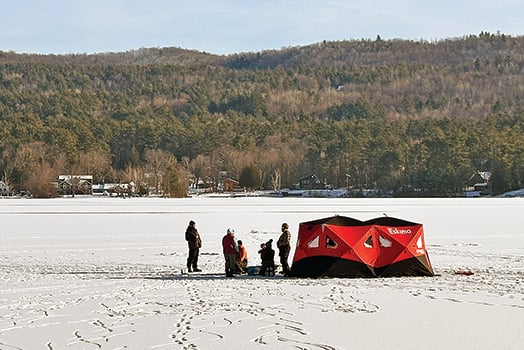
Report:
1,0,523,55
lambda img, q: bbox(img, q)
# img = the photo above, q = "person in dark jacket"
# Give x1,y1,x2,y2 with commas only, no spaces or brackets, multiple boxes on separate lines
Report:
277,222,291,276
185,220,202,272
259,239,275,276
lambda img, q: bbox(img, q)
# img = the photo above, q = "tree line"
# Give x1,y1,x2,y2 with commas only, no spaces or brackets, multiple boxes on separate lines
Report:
0,33,523,197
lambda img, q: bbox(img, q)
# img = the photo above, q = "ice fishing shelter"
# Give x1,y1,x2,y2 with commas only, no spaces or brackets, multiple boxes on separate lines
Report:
290,215,434,278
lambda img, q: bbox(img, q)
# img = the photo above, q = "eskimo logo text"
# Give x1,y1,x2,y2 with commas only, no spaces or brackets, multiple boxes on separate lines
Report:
387,227,412,234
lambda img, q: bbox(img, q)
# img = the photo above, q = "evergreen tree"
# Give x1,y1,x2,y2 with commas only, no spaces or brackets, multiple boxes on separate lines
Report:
239,165,260,190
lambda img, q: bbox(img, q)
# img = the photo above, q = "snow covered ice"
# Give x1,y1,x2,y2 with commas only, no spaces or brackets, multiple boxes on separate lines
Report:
0,197,522,349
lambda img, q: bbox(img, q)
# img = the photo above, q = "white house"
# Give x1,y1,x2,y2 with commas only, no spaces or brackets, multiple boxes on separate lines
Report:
0,181,9,196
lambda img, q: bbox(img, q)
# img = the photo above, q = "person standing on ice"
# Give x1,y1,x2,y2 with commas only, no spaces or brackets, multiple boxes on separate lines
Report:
222,228,238,277
185,220,202,272
277,222,291,276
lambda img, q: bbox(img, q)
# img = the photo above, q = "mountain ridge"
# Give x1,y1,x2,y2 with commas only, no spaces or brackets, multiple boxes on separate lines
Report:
1,32,522,69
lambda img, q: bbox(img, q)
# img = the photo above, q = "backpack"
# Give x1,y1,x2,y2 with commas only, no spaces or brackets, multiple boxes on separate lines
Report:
185,228,194,241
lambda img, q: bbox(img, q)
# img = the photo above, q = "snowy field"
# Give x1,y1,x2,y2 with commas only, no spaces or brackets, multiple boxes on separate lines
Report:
0,197,522,349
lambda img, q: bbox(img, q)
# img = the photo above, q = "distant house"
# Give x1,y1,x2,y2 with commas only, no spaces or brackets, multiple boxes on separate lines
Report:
465,171,492,197
0,181,9,196
215,170,241,192
471,171,491,183
221,178,240,192
92,182,136,197
298,174,327,190
58,175,93,196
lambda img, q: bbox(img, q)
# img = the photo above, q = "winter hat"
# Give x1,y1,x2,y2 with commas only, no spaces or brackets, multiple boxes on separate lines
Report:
189,220,195,225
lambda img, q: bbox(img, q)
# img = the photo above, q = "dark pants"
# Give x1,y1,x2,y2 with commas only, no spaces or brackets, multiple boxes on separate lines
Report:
224,254,236,276
279,246,290,274
187,247,199,270
260,260,275,276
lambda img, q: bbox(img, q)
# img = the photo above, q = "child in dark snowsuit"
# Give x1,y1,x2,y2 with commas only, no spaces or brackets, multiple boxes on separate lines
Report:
258,239,276,276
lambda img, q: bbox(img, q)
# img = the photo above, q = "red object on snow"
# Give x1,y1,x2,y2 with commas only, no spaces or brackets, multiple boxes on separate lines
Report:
454,270,474,276
290,215,434,278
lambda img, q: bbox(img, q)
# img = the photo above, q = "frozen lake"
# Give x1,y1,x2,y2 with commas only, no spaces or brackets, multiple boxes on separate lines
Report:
1,196,522,264
0,197,522,349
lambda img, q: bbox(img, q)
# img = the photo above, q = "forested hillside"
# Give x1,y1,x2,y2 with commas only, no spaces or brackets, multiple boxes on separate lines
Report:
0,32,523,197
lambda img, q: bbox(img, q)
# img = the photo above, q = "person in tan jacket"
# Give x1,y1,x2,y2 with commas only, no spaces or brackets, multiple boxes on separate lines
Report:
277,223,291,276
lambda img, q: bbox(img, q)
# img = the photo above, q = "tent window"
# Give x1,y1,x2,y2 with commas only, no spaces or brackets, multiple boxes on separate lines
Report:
379,235,392,248
326,236,338,248
364,236,373,248
308,236,320,248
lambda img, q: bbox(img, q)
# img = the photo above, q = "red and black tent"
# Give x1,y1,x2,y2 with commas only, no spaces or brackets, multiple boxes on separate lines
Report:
290,215,434,278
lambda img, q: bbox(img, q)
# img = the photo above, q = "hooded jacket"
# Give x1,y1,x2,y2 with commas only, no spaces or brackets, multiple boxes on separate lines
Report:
222,232,238,255
185,225,202,249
